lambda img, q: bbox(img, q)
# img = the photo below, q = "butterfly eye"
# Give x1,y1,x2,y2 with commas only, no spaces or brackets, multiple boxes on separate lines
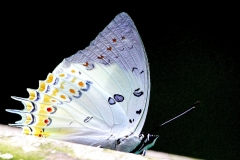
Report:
117,139,121,145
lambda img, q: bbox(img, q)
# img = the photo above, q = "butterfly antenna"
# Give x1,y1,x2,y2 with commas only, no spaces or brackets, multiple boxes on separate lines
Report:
150,101,200,134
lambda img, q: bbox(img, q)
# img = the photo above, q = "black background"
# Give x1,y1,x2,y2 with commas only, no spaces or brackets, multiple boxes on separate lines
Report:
1,2,239,159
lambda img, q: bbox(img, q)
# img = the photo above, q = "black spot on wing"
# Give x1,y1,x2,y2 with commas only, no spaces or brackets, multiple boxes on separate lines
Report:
128,45,133,49
108,97,116,105
140,70,144,74
133,88,144,97
84,116,93,123
114,94,124,102
36,92,40,101
132,67,138,72
136,109,142,114
86,64,95,70
129,119,134,123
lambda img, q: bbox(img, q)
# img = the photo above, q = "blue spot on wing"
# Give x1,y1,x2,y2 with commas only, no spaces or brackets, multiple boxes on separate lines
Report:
113,94,124,102
73,91,82,98
108,97,116,105
81,81,92,92
53,78,59,85
133,88,144,97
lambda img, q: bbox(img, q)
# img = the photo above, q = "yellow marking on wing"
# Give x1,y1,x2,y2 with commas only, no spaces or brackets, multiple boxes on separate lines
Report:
43,95,52,103
60,82,65,89
32,127,44,137
39,81,46,92
71,77,77,83
46,74,54,83
22,127,31,135
24,114,33,124
59,73,65,77
25,101,33,112
28,90,36,100
38,104,51,114
35,115,49,127
52,88,59,96
71,70,75,73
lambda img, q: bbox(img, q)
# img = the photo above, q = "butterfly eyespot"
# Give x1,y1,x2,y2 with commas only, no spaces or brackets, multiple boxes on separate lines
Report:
44,119,49,124
46,107,52,112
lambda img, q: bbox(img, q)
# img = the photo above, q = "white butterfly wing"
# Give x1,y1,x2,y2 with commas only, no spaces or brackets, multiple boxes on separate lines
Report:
7,12,150,149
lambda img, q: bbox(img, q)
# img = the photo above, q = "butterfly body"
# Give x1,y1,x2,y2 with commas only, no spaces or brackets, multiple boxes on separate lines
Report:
7,12,157,154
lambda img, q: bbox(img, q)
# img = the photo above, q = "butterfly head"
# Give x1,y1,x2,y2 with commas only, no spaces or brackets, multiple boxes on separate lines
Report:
131,133,159,155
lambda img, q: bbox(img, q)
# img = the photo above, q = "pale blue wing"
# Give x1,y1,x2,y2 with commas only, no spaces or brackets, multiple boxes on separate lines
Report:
7,12,150,147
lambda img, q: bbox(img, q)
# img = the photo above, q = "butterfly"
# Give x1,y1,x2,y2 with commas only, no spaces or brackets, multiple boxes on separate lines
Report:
6,12,159,155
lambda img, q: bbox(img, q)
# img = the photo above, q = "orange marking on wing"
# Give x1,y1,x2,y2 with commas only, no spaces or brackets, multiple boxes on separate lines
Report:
70,89,75,94
78,81,84,87
60,95,66,99
112,38,117,42
97,55,104,59
107,47,112,51
71,70,75,73
83,62,89,66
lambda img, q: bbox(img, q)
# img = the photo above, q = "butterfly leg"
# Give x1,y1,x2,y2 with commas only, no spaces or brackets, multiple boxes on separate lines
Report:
141,150,146,156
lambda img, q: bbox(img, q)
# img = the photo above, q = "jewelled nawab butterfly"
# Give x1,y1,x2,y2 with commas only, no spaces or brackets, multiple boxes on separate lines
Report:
7,12,157,155
7,12,198,155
